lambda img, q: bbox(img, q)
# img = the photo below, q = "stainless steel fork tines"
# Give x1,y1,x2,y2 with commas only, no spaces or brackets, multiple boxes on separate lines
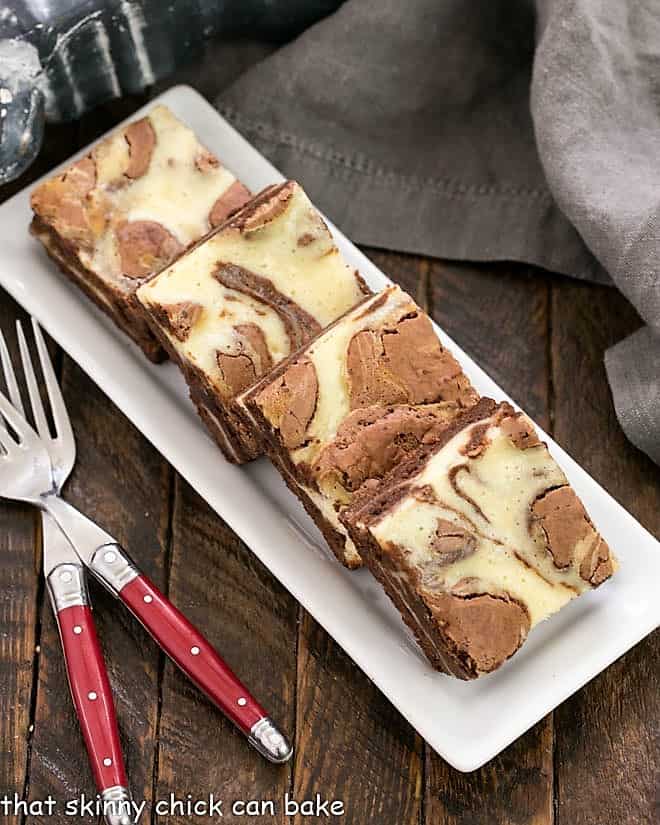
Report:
0,319,292,823
0,323,133,825
16,318,75,487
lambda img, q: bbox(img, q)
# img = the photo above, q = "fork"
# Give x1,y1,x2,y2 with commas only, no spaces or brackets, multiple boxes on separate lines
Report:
0,326,133,825
0,319,293,820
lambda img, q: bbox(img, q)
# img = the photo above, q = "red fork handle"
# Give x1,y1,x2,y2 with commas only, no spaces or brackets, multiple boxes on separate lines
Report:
87,544,292,764
121,574,267,730
55,603,127,790
46,552,134,823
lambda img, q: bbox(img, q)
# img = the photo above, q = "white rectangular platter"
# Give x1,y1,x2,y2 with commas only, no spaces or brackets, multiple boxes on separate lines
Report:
0,85,657,772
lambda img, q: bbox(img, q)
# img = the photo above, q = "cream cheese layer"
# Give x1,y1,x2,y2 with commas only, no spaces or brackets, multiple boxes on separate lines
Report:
301,484,362,567
290,287,416,468
89,106,236,277
368,414,607,627
138,182,367,400
81,106,242,289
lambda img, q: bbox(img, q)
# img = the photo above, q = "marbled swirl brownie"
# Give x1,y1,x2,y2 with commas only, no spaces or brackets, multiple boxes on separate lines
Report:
343,398,617,678
243,286,479,567
30,105,251,361
137,181,370,463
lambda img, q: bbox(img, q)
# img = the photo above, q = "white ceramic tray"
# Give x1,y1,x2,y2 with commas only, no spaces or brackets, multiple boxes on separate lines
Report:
0,86,657,772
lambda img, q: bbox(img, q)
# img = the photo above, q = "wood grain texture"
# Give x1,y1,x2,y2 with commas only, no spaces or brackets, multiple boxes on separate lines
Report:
289,250,427,825
293,612,423,825
551,281,660,536
551,280,660,825
0,299,40,825
293,250,426,825
425,258,554,825
428,260,551,424
367,249,433,310
0,93,657,825
24,355,171,823
155,477,298,824
0,119,79,821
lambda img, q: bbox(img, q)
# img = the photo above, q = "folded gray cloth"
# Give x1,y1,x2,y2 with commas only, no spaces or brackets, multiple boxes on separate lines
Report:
217,0,660,464
605,328,660,465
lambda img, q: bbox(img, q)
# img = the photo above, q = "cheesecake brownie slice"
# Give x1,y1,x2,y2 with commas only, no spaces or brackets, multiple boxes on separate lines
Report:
30,104,251,362
136,181,370,463
343,398,617,678
243,286,479,567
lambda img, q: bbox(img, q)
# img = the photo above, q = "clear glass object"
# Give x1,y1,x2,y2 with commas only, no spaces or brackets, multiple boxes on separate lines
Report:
0,0,342,183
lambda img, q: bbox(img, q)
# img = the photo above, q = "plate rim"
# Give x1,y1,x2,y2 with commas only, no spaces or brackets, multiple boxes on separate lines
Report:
0,84,657,773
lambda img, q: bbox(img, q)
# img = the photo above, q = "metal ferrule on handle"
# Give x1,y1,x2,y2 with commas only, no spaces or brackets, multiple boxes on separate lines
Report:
42,496,293,764
47,561,89,611
101,785,135,825
88,543,139,596
249,717,294,763
97,544,292,763
42,515,137,824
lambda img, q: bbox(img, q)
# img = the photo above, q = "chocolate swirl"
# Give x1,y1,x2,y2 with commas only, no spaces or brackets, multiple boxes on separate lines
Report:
213,262,321,352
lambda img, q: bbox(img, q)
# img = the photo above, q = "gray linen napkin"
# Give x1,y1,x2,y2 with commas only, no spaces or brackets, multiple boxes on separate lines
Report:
217,0,660,464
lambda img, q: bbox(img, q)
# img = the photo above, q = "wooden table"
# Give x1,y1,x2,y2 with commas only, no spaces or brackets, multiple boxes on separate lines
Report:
1,80,658,825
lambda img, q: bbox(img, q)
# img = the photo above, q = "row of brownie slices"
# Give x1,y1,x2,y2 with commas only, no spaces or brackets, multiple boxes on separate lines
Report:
30,105,617,680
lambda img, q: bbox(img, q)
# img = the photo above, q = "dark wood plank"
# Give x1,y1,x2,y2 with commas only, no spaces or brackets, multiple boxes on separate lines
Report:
3,93,169,821
289,249,429,825
551,280,660,536
155,477,298,824
425,259,554,825
2,72,656,825
551,280,659,825
25,355,171,823
427,720,554,825
293,614,423,825
367,248,433,310
0,299,40,825
428,260,551,424
0,112,81,824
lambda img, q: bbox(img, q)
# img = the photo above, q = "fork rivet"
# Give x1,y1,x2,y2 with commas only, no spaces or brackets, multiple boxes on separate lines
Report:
88,691,97,701
143,595,153,604
190,646,200,656
59,570,72,583
103,758,112,767
73,626,82,635
104,550,117,564
237,697,247,707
